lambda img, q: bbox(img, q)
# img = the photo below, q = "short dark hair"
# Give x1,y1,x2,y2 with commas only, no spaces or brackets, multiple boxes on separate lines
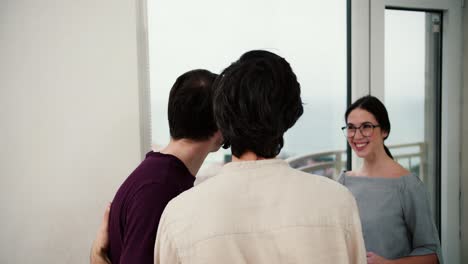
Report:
213,50,303,158
168,69,218,141
345,95,393,159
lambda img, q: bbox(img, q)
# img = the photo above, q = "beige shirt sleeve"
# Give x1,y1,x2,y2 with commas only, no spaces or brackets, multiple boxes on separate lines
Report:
346,197,367,264
154,208,180,264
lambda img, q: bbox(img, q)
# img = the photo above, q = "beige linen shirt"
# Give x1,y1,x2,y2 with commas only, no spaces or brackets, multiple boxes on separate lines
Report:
154,159,366,264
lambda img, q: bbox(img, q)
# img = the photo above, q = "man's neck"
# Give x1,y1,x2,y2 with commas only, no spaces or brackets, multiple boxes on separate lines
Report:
160,139,211,177
232,151,267,162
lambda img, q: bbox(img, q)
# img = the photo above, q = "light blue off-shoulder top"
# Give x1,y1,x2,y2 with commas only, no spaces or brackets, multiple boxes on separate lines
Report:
338,172,443,263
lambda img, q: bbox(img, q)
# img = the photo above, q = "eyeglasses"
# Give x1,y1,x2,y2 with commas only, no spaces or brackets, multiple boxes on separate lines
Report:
341,122,380,138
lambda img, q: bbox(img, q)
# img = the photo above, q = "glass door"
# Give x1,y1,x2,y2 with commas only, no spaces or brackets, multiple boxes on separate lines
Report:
384,9,442,230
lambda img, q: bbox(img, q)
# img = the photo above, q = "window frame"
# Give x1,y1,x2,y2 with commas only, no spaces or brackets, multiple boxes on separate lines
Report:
354,0,463,262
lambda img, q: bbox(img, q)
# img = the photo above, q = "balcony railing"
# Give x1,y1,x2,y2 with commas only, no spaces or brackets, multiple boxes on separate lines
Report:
285,150,346,180
286,142,425,181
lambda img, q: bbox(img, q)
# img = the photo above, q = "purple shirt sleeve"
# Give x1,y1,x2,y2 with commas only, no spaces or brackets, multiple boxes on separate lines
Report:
119,183,176,264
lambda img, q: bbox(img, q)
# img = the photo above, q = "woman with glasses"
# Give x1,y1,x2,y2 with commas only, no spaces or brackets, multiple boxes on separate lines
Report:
338,95,442,264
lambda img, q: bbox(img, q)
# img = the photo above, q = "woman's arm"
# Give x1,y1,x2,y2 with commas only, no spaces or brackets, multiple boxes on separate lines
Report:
367,252,438,264
400,176,443,263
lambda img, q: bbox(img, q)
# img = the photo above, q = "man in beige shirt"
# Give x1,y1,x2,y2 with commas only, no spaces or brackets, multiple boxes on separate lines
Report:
153,50,366,263
91,50,366,264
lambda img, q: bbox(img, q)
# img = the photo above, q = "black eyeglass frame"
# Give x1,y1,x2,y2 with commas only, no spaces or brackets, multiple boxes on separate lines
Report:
341,122,381,138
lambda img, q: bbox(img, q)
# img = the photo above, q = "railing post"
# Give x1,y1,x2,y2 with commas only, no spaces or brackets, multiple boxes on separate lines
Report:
420,142,425,182
335,152,342,180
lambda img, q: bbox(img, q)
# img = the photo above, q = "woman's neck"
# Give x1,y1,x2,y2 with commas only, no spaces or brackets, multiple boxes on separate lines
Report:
358,148,409,178
356,145,394,176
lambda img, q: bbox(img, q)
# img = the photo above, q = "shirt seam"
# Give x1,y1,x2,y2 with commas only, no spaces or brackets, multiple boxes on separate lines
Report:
180,223,353,247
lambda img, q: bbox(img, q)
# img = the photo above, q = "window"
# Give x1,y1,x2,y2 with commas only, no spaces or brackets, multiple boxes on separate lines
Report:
365,0,463,261
384,9,442,230
146,0,348,180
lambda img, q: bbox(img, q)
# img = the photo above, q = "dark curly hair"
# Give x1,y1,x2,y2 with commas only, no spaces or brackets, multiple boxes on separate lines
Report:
168,69,218,141
213,50,303,158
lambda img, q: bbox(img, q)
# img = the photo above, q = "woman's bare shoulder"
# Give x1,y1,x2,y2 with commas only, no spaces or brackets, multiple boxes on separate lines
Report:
344,170,359,177
391,162,411,177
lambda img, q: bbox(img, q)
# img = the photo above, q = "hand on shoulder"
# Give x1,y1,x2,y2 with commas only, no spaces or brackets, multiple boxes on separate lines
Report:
90,203,111,264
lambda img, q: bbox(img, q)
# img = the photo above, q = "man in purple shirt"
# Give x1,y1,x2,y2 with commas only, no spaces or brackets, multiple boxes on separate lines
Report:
91,69,223,264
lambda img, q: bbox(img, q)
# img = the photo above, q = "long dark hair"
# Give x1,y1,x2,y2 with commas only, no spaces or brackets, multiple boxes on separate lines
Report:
345,95,393,159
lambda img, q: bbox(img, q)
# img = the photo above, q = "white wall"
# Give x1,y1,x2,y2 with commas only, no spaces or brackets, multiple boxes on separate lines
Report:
0,1,142,263
462,4,468,263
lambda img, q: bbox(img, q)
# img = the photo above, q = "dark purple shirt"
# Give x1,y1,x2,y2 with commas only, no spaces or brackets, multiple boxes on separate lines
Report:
108,152,195,264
